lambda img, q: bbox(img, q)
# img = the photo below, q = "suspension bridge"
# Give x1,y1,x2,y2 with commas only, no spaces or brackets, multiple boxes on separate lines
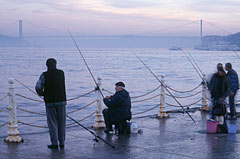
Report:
0,19,204,38
1,19,238,49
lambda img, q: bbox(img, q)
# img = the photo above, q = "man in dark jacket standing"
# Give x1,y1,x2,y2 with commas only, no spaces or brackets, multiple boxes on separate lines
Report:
208,67,230,133
225,63,239,120
209,67,230,101
102,82,131,134
35,58,67,149
208,67,230,119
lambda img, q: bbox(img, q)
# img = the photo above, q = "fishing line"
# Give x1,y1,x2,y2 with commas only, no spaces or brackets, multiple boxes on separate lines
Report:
129,48,195,122
67,29,104,98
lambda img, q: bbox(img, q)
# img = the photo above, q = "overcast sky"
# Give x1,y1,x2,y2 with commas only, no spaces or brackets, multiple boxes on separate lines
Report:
1,0,239,36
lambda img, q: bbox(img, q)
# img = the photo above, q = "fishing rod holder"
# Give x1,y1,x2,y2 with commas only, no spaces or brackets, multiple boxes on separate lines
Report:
93,77,105,129
157,76,169,119
5,77,23,143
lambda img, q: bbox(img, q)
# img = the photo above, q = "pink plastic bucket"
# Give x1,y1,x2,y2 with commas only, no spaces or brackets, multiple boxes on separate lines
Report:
206,120,218,133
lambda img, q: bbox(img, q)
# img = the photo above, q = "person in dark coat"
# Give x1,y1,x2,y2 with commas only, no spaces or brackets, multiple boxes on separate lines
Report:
102,82,131,134
35,58,67,149
225,63,239,120
209,67,230,101
208,67,230,120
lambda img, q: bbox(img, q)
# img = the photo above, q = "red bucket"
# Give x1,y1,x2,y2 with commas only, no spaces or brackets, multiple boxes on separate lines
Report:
206,120,218,133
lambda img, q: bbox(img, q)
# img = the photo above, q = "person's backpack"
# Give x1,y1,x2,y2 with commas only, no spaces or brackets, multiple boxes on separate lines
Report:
212,101,227,116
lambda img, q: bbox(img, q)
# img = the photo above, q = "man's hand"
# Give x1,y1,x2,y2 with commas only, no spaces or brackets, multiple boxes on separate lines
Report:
220,97,225,102
95,86,100,91
230,91,234,96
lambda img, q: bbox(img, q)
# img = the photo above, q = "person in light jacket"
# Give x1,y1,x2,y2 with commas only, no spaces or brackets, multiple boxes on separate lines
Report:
35,58,67,149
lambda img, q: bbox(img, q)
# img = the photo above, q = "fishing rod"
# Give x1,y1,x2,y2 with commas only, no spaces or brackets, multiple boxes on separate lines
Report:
15,78,43,98
187,51,205,77
180,49,205,82
67,30,117,148
229,46,240,60
203,21,240,60
67,29,104,98
130,49,195,122
66,115,115,149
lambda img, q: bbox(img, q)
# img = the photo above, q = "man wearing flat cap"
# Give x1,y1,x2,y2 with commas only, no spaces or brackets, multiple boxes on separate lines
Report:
102,82,132,134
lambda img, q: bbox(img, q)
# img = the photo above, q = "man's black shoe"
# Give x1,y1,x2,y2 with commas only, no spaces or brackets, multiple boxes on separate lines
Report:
60,145,64,149
104,128,113,134
104,129,110,134
47,145,58,149
228,116,237,120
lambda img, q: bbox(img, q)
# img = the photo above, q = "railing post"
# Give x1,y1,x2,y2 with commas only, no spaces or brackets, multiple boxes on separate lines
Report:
157,76,169,118
5,77,23,143
200,74,209,111
93,77,105,129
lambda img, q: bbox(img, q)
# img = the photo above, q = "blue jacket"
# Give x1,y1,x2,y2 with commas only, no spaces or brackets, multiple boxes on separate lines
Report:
226,69,239,92
103,89,131,123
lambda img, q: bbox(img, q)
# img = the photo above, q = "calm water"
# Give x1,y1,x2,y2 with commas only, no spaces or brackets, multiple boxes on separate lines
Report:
0,47,239,135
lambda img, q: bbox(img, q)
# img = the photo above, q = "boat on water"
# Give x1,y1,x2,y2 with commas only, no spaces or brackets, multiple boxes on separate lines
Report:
169,46,182,50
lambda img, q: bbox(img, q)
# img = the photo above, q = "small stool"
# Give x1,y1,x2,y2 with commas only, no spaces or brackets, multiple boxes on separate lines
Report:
114,120,130,135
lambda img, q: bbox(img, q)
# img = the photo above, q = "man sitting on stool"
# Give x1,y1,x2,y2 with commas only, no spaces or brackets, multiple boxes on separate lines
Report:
103,82,131,134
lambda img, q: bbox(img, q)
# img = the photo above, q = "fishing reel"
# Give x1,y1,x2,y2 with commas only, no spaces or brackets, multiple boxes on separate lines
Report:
95,86,100,91
93,137,99,142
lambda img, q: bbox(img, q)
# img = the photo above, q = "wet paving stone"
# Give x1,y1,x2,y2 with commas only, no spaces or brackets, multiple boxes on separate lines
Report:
1,111,240,159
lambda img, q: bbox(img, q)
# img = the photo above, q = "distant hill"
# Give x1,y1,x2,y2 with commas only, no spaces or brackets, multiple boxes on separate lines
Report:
196,32,240,51
226,32,240,47
0,34,32,47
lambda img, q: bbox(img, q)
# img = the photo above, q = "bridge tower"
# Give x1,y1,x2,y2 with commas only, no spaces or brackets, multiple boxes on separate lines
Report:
200,19,203,46
19,20,22,38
